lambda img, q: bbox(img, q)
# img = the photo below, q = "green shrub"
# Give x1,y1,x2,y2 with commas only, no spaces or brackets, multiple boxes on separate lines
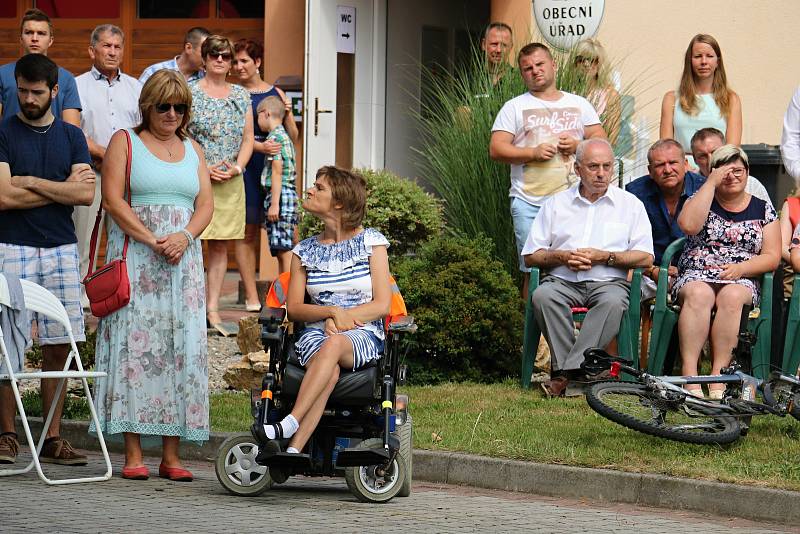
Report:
21,389,90,420
26,329,97,369
393,235,523,384
298,167,442,256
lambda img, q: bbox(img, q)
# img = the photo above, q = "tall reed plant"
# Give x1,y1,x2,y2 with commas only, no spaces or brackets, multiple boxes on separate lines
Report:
414,40,643,279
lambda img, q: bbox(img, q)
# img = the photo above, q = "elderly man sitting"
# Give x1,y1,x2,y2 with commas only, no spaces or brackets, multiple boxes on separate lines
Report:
523,139,654,397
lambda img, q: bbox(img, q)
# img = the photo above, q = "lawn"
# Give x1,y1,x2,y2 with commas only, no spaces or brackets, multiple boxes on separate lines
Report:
210,382,800,492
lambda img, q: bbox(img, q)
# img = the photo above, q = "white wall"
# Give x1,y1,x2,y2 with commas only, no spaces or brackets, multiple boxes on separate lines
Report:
384,0,489,181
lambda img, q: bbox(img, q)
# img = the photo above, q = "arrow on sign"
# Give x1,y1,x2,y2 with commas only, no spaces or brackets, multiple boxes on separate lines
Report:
341,33,350,39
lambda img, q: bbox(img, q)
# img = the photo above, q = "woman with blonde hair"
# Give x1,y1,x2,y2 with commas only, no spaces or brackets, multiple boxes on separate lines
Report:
91,69,213,480
675,145,779,398
574,38,622,145
660,34,742,161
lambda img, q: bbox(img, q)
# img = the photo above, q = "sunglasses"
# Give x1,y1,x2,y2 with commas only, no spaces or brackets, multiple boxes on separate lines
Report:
209,51,232,62
155,103,188,114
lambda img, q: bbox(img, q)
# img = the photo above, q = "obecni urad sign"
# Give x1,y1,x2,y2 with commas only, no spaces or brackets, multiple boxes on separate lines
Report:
533,0,605,50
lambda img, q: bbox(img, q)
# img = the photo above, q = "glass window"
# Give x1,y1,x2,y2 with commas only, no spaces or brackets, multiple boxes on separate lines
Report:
35,0,120,18
138,0,210,18
218,0,264,18
0,3,15,18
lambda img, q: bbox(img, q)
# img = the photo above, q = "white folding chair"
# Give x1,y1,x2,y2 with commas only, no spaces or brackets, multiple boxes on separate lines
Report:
0,273,112,484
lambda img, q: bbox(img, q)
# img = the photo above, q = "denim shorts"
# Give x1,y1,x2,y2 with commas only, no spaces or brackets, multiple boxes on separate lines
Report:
510,197,541,273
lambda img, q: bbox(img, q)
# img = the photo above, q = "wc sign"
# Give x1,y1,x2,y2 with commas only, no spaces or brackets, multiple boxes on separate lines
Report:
533,0,604,50
337,5,356,54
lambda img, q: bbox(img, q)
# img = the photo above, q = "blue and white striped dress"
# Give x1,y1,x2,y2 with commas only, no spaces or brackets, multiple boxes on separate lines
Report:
293,228,389,370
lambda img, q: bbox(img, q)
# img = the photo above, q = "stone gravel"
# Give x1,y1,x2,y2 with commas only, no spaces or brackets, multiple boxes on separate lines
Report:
206,333,244,392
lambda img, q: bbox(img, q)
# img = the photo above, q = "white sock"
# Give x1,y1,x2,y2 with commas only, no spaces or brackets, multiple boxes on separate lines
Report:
263,414,299,440
286,447,299,454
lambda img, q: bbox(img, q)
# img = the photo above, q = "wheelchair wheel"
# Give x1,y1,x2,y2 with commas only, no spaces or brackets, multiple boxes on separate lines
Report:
586,381,742,445
397,415,413,498
344,438,407,503
215,433,273,496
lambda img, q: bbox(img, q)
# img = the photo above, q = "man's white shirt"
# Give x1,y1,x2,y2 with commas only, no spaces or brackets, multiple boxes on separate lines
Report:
522,184,654,282
75,66,142,149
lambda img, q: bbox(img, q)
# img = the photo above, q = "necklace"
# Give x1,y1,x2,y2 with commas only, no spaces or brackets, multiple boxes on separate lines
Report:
23,120,54,135
152,134,179,158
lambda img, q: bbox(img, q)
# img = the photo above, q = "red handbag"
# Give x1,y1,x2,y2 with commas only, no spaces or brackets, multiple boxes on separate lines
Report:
82,130,132,318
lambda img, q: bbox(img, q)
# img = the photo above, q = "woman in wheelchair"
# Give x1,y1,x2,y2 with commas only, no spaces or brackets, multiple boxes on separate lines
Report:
255,165,391,456
675,144,780,397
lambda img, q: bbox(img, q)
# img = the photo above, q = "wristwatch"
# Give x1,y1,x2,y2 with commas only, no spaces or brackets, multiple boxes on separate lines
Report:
606,252,617,266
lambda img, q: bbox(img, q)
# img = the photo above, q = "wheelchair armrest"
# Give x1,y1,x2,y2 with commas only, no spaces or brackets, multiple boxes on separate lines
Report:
259,306,286,325
388,315,417,333
259,307,287,340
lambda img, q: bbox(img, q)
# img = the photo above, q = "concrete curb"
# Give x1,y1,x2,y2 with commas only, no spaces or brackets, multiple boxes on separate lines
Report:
18,417,799,526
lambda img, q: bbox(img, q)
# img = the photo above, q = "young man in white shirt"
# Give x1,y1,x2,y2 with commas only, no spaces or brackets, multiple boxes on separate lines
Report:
523,139,653,397
489,42,607,297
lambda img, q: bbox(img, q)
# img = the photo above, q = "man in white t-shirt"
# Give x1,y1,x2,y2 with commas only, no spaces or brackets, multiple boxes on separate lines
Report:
490,42,607,287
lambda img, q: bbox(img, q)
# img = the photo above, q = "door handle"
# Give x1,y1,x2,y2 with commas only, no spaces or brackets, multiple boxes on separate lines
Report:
314,97,332,136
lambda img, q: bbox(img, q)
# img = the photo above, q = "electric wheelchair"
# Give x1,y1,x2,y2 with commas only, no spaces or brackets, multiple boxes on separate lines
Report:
215,273,416,503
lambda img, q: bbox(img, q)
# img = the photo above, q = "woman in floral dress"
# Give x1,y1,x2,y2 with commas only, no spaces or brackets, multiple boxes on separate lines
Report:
188,35,254,329
92,70,213,480
253,166,391,460
675,145,780,397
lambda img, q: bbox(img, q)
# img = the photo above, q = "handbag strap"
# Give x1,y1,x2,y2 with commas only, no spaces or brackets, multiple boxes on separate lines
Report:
86,129,132,277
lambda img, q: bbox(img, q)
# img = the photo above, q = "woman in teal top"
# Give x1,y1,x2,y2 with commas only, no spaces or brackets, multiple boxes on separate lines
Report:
660,34,742,159
91,70,213,482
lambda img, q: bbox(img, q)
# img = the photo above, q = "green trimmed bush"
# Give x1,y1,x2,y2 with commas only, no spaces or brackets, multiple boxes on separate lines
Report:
298,167,442,256
392,235,523,384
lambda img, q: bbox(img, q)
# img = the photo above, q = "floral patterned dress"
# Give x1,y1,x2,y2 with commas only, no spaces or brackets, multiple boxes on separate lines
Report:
90,130,209,445
293,228,390,370
188,81,250,240
673,196,777,305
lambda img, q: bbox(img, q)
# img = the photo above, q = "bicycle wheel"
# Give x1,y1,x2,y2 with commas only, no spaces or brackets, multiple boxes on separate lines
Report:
762,379,800,421
586,381,742,445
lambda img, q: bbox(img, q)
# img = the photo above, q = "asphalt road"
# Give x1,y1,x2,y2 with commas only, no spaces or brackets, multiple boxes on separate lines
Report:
0,450,794,533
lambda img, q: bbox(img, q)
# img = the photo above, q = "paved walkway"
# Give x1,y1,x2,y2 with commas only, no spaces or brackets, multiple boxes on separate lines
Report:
1,450,793,533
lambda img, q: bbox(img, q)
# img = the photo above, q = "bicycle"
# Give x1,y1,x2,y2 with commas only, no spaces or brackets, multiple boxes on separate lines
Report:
580,329,800,445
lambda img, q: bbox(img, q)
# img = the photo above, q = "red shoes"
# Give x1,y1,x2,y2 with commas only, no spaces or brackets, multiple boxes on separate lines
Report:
121,465,150,480
158,463,193,482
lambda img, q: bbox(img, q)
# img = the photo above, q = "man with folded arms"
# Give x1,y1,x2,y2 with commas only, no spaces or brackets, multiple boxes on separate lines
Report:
0,54,95,465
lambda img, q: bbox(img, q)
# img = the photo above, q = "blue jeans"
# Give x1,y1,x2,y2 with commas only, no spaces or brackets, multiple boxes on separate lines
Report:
510,197,541,272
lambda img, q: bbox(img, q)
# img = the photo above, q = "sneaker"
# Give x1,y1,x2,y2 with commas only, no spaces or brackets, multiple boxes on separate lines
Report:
0,434,19,464
40,438,88,466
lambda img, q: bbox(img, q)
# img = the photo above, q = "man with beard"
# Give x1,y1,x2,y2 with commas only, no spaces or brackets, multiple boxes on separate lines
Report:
0,8,81,127
0,53,95,466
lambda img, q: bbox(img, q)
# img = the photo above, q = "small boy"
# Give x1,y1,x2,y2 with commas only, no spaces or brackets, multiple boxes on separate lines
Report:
257,95,298,273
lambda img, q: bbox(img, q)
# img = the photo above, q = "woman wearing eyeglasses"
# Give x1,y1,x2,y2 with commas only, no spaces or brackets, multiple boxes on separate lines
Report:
92,69,213,480
187,34,255,331
674,145,780,398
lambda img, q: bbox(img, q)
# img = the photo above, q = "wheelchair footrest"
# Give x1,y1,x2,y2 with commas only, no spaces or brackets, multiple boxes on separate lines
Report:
258,452,312,469
335,447,391,467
